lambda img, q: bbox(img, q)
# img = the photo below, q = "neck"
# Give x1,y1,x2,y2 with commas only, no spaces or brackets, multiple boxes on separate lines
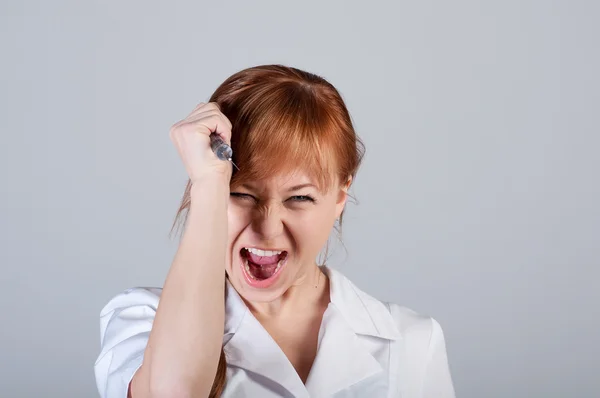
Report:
247,264,330,320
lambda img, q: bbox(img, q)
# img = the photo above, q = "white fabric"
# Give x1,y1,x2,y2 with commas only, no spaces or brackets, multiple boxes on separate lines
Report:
94,266,455,397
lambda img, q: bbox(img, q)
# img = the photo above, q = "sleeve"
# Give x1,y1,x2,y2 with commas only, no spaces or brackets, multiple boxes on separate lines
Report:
94,287,161,398
421,318,456,398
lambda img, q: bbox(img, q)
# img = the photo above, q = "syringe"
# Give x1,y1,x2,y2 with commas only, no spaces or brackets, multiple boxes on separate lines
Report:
209,133,239,170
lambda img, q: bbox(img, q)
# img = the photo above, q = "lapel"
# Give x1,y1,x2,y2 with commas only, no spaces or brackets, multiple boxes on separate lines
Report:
222,279,309,397
305,266,402,397
305,303,383,397
221,266,402,397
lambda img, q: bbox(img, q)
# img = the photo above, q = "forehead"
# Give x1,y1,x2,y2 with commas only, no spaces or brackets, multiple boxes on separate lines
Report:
234,168,337,194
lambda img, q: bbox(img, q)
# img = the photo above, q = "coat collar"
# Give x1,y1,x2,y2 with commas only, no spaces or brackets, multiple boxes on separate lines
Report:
222,266,401,397
322,266,401,340
223,266,400,340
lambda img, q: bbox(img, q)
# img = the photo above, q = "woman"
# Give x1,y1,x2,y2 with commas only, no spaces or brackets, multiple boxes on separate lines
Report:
94,65,455,398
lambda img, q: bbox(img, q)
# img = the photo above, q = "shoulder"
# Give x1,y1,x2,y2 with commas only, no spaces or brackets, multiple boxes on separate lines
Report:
97,286,163,349
386,302,447,355
325,266,455,396
324,266,446,345
387,302,443,338
100,286,163,316
340,272,453,392
386,302,455,397
385,302,454,396
100,287,162,316
98,287,163,334
95,287,163,398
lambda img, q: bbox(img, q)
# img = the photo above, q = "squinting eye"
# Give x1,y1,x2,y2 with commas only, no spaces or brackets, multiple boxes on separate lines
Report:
290,195,316,203
230,192,256,202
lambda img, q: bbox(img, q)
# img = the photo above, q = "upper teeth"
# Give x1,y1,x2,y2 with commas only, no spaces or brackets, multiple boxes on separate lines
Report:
245,247,283,257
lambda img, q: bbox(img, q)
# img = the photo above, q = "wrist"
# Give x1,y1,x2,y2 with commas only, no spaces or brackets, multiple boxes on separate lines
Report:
189,176,230,202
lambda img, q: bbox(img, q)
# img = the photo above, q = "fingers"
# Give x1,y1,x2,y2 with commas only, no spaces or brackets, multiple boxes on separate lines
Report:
187,102,227,125
186,101,214,117
172,102,233,143
186,110,232,131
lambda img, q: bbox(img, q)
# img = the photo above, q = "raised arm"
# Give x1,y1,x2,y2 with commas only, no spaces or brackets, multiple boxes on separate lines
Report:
130,103,233,398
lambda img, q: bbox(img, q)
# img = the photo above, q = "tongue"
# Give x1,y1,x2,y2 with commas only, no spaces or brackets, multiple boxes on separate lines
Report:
248,261,278,280
247,251,280,265
245,251,283,281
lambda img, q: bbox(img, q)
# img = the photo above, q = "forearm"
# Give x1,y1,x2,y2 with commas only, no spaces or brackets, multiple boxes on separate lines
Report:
141,178,229,397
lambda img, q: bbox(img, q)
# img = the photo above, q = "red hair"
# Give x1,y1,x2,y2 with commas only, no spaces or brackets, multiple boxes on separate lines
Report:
171,64,365,397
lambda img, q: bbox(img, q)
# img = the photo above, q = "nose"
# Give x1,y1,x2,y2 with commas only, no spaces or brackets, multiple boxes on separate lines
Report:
251,203,284,242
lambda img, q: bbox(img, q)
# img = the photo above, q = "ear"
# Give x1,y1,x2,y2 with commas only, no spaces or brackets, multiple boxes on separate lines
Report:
335,175,353,219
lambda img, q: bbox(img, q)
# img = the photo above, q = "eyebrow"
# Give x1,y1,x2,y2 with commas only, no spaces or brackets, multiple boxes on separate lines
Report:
287,183,317,192
240,183,316,192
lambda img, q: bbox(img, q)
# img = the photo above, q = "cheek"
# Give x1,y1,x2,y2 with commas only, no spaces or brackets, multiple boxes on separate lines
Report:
292,209,336,255
227,203,250,240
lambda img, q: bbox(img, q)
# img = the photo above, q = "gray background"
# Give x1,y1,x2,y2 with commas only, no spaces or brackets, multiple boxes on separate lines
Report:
1,1,598,397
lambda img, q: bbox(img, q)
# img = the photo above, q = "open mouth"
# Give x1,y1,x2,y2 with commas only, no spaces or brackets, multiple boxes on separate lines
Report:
240,247,289,287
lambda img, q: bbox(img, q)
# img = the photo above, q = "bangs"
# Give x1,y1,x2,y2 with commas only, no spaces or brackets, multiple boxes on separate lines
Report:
229,84,343,193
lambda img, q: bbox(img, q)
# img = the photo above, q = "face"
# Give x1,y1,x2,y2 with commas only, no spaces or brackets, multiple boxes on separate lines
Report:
225,169,350,303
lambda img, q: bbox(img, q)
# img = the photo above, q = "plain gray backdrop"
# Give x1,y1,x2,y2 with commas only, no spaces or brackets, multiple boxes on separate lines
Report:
1,1,599,397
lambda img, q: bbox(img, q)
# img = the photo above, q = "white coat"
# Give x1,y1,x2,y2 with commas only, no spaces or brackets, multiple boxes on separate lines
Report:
94,266,455,397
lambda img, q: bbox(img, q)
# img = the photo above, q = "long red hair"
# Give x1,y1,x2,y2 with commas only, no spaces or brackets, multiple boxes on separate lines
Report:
170,64,365,397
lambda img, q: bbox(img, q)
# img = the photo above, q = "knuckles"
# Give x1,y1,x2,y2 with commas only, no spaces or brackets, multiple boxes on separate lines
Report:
169,102,230,142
